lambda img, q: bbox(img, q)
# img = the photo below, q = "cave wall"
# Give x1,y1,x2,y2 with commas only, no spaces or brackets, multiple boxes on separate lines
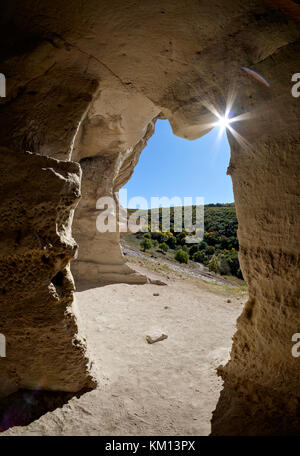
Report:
71,86,159,284
0,0,299,434
211,40,300,435
0,147,96,398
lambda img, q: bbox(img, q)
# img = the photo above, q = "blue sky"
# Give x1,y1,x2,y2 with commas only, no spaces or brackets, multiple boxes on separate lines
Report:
120,119,234,209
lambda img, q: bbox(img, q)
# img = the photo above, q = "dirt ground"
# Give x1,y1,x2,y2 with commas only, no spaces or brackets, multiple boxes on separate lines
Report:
3,262,245,436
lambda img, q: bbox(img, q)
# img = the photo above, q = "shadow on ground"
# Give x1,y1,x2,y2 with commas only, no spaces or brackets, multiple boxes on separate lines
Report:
0,388,90,432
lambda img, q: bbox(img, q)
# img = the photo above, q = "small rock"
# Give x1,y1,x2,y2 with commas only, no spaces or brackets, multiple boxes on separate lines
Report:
153,292,159,296
227,299,231,303
164,306,169,309
146,334,168,344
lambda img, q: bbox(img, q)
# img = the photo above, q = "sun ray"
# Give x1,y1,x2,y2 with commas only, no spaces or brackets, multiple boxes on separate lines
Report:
227,125,253,151
201,87,256,152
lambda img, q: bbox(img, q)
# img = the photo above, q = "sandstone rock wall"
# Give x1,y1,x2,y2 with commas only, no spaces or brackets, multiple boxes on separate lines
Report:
0,0,299,434
0,148,96,398
211,41,300,435
71,87,159,285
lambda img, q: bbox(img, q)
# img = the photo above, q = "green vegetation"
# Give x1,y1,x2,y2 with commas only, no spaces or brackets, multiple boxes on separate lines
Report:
174,249,189,264
140,238,152,252
132,203,242,279
159,242,169,253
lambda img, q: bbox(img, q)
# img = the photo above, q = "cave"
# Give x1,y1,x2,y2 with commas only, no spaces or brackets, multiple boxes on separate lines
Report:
0,0,299,435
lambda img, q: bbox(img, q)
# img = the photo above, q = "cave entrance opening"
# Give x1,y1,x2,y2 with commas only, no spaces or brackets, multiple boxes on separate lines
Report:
100,117,246,435
69,104,246,436
120,118,242,281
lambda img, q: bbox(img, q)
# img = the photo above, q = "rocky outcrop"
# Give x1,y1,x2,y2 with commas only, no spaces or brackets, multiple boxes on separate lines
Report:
71,87,159,285
211,40,300,434
0,147,96,398
0,0,299,434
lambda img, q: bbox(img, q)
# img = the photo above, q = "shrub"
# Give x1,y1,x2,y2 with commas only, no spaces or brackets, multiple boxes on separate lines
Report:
188,244,199,257
151,231,166,243
199,240,208,250
208,254,219,273
140,238,152,252
223,249,240,276
192,250,207,264
220,235,230,249
205,245,215,255
174,249,189,264
159,242,169,253
175,232,186,246
143,233,151,239
208,253,231,275
218,254,231,275
166,236,177,249
204,232,218,246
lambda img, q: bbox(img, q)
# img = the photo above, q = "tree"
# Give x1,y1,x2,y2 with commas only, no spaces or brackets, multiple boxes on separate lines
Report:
220,235,229,249
159,242,169,253
140,238,152,252
192,250,207,264
131,203,242,278
208,253,231,275
151,231,166,243
204,231,218,246
199,240,208,250
205,245,215,255
176,232,186,246
208,254,219,273
166,236,177,249
188,244,199,257
218,254,231,275
174,249,189,264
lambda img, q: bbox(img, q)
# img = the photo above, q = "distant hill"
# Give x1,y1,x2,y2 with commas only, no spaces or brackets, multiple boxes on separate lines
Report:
124,203,242,279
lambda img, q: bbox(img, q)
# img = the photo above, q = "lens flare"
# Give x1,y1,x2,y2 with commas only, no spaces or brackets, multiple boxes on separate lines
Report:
201,86,254,152
241,66,270,88
215,114,232,130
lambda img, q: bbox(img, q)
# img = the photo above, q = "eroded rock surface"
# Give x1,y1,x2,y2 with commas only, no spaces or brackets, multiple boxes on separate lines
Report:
0,148,96,398
211,40,300,435
71,88,159,284
0,0,299,434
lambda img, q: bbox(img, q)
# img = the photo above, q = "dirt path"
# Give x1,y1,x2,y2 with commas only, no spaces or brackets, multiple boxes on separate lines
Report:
4,272,244,436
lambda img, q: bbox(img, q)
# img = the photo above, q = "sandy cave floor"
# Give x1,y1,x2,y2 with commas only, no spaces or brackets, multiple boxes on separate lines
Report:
3,271,244,436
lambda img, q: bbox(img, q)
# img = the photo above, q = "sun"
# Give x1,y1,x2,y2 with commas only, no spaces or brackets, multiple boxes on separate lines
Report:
215,114,232,130
202,91,253,150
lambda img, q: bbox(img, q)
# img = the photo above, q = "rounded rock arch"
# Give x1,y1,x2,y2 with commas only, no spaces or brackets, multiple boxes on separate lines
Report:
0,0,299,435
